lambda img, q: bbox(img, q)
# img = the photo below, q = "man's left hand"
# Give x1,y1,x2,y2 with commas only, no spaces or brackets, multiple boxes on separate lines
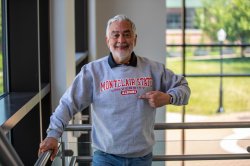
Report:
139,91,171,108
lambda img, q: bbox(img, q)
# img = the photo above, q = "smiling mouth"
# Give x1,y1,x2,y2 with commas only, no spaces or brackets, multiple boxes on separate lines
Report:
115,46,129,50
115,43,129,49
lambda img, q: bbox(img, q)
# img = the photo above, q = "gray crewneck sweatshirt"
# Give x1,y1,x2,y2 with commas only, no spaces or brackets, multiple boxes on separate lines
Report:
47,54,190,157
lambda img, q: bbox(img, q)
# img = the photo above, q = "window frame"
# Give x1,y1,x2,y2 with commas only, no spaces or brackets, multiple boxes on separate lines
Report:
1,0,8,97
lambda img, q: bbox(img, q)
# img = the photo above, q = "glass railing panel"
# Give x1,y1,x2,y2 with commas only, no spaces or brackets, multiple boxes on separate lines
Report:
164,129,250,155
153,160,250,166
184,160,250,166
155,138,250,166
50,137,250,165
51,141,92,166
51,152,62,166
50,143,62,166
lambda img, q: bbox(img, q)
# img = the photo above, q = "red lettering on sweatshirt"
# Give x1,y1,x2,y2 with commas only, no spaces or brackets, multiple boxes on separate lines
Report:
121,90,137,95
100,77,152,92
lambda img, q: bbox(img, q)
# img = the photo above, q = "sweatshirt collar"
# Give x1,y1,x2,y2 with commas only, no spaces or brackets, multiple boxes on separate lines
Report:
108,52,137,68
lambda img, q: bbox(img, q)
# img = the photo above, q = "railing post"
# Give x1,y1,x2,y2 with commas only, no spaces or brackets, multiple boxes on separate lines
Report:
247,146,250,153
61,139,66,166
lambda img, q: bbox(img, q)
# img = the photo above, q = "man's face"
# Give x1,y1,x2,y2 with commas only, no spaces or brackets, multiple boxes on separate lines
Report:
106,20,137,64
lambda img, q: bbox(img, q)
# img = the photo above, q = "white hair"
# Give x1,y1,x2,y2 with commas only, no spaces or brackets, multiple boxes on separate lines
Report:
106,14,136,37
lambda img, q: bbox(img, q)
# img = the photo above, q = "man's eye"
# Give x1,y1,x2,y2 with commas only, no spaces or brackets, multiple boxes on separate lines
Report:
124,33,131,38
112,34,120,38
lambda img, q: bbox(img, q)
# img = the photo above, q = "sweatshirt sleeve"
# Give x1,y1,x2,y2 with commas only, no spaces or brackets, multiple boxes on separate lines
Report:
162,67,191,105
47,65,93,139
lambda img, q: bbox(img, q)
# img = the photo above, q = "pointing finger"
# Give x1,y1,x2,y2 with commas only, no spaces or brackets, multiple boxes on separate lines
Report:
139,94,148,99
139,91,155,99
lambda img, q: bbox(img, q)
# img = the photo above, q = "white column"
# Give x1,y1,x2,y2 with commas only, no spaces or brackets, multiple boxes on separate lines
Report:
50,0,75,111
50,0,76,164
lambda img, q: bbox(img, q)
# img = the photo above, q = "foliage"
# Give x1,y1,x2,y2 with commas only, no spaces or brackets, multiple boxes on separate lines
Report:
0,53,2,94
0,2,2,44
195,0,250,43
167,57,250,115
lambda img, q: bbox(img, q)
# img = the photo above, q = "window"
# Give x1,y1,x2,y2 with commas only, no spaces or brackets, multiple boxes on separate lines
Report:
166,0,250,117
0,0,51,164
167,13,181,29
0,0,5,95
166,0,250,165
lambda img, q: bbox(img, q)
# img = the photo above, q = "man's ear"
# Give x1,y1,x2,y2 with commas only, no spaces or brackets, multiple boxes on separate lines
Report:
106,36,110,49
134,34,137,47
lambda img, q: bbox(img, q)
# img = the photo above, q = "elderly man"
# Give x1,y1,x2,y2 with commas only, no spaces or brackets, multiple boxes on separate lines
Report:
38,14,190,166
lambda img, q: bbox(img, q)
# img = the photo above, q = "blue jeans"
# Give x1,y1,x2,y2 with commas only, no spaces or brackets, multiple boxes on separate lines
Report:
92,150,152,166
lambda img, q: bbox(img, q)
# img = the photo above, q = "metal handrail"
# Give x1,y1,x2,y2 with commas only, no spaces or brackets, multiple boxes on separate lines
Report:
64,122,250,165
65,122,250,131
0,127,24,166
34,150,52,166
65,124,92,131
69,153,250,165
153,153,250,161
34,142,62,166
154,122,250,130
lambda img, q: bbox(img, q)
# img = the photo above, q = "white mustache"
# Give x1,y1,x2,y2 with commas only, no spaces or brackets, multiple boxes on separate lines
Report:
115,43,129,47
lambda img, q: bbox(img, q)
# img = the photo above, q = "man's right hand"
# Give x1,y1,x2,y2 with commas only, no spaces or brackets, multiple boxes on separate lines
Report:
38,137,58,161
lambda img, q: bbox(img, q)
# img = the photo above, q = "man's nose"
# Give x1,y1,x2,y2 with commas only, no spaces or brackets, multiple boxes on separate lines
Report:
118,35,126,43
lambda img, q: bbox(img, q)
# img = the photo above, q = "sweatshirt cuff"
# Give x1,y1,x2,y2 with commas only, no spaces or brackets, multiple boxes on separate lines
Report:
167,92,176,105
47,129,62,140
